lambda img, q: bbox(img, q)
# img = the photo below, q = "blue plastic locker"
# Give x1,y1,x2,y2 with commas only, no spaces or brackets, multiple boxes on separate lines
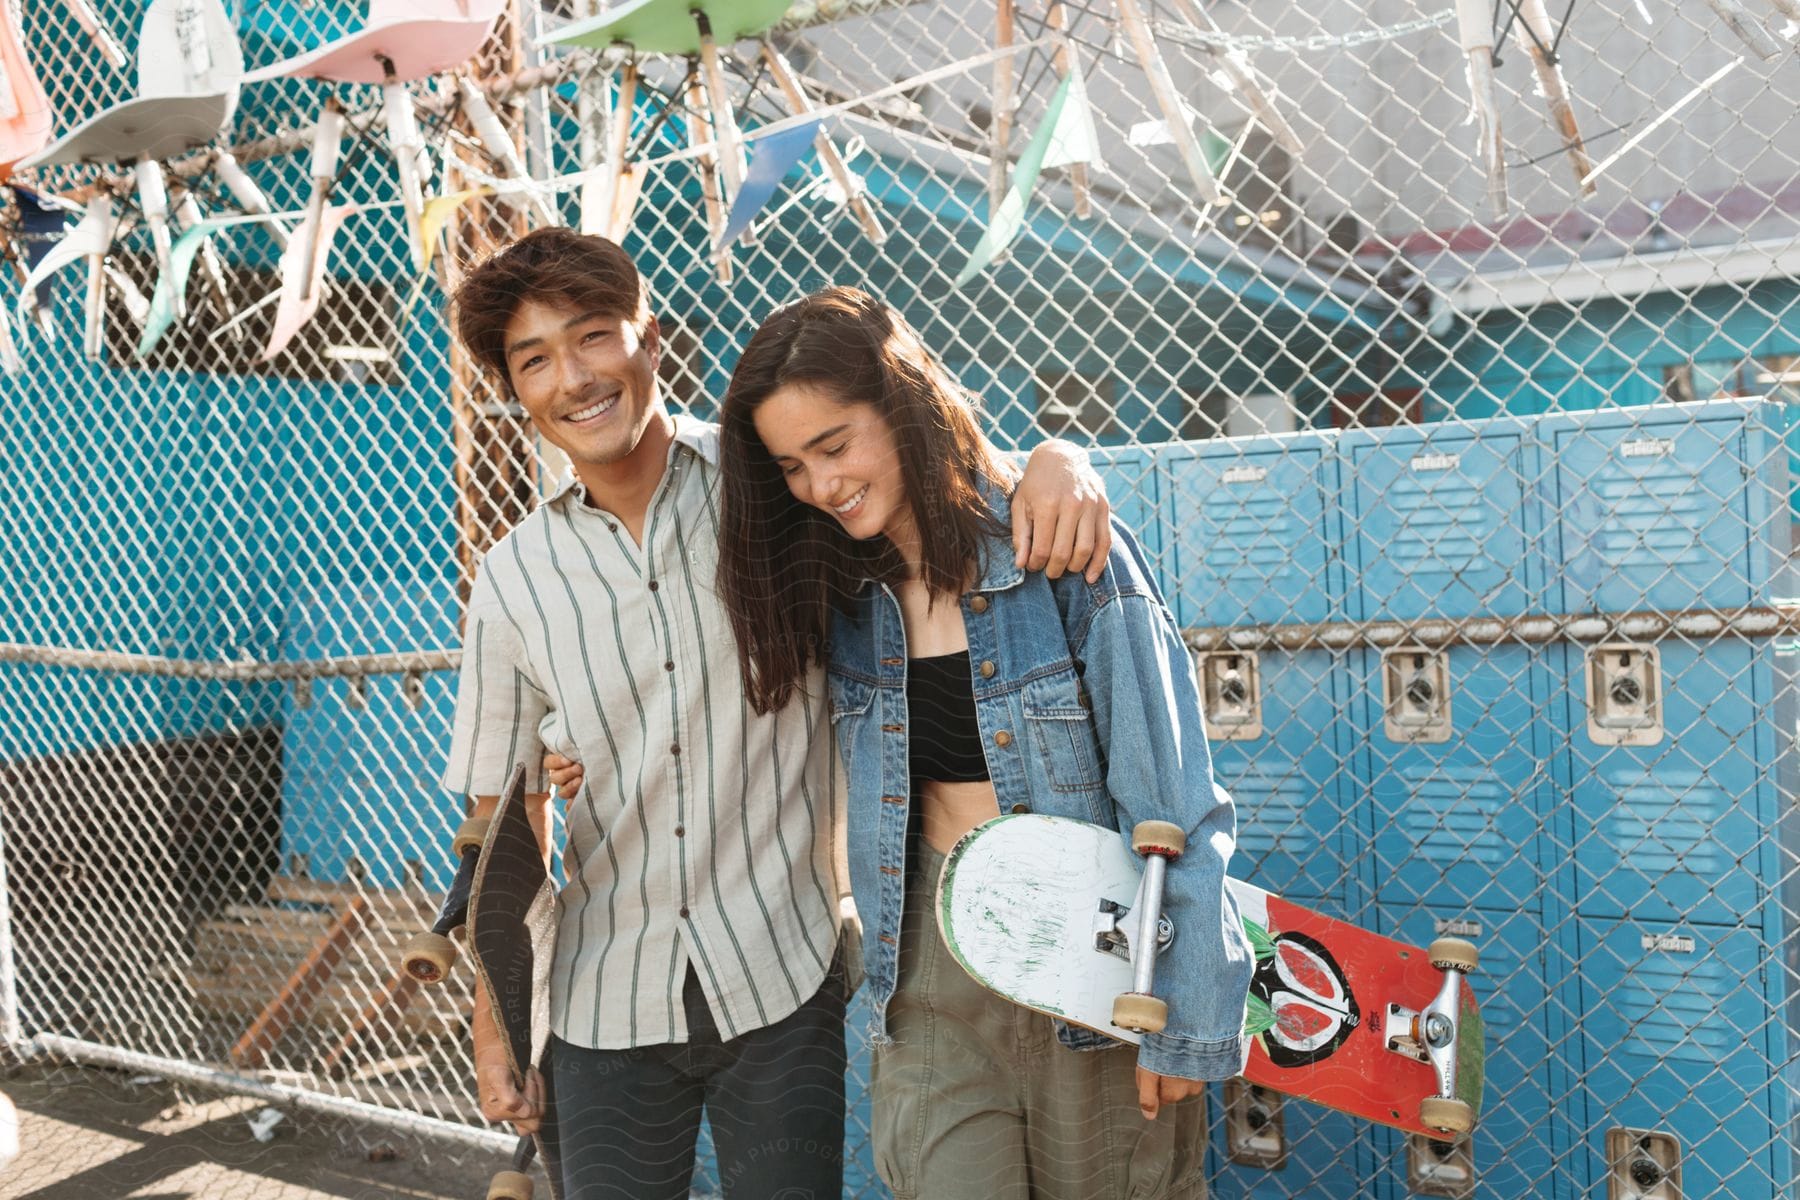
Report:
1205,1096,1379,1200
1542,401,1794,1199
1372,906,1568,1200
1092,445,1166,592
1160,435,1353,913
1569,919,1790,1198
1339,423,1558,918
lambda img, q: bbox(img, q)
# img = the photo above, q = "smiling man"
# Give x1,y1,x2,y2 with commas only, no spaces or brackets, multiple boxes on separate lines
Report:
441,227,1112,1199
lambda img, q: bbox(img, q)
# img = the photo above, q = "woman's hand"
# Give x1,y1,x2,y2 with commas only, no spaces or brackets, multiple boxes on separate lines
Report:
544,752,585,799
1013,440,1113,583
1136,1066,1204,1120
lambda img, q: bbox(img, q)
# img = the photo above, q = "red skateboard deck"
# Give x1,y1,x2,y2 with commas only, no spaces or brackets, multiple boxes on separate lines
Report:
938,813,1484,1140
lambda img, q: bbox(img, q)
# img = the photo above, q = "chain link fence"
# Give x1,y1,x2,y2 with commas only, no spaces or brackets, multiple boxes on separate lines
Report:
2,0,1799,1195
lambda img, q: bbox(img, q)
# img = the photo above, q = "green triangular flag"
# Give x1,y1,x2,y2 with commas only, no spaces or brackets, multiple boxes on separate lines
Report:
1041,63,1099,171
1202,126,1233,178
138,219,228,359
955,69,1091,287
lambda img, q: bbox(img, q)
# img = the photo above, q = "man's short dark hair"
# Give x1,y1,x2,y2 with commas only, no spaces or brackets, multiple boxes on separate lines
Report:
451,227,652,393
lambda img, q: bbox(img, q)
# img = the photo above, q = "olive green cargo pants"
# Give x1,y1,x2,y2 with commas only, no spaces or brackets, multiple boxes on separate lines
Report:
870,841,1208,1200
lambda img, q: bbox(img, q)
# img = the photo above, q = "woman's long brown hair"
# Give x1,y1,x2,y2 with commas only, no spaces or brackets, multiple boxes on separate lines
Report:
718,287,1010,715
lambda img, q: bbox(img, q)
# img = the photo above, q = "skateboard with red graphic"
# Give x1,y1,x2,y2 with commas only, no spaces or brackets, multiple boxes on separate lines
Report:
937,813,1484,1140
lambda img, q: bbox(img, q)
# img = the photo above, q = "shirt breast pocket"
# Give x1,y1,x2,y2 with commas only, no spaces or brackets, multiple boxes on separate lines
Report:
1023,670,1106,798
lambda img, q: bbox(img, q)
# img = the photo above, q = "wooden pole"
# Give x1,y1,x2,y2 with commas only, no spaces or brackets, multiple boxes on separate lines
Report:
230,897,370,1070
447,0,536,601
1045,2,1091,220
760,42,886,244
989,0,1016,220
1115,0,1220,204
687,70,734,283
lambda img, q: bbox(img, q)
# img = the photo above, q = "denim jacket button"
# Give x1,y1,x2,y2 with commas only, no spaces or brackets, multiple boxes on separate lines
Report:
994,729,1012,748
1010,803,1030,814
979,659,996,678
969,595,989,614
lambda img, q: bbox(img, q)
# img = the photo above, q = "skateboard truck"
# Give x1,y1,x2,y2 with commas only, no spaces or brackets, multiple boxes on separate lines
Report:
1383,937,1479,1137
1092,899,1172,962
400,814,490,983
1110,821,1188,1035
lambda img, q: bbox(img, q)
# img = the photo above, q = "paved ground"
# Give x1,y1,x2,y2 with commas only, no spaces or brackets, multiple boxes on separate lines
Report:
0,1062,519,1200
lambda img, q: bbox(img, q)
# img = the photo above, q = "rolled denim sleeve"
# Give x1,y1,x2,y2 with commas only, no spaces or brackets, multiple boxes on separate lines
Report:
441,565,551,797
1078,586,1253,1081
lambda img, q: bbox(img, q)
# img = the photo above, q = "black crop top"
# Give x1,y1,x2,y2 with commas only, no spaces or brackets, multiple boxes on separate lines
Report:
906,651,991,783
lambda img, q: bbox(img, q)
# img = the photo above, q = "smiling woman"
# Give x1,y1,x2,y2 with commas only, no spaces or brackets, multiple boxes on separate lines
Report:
713,285,1252,1200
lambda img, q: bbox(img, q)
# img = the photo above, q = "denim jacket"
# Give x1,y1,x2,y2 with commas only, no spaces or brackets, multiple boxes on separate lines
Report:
828,495,1253,1081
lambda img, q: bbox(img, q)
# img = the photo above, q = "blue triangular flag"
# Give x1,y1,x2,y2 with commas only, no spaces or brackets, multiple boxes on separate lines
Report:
718,118,822,252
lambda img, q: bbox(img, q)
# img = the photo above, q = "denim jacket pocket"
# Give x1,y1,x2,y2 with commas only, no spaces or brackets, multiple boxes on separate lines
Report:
829,669,876,722
1023,671,1106,798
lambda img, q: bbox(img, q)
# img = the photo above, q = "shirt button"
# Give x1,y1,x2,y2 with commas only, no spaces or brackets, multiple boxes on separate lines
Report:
979,660,996,678
648,579,659,592
671,743,681,756
679,905,690,918
994,730,1012,748
970,595,989,614
664,660,675,672
675,824,686,837
1011,803,1030,814
607,522,618,532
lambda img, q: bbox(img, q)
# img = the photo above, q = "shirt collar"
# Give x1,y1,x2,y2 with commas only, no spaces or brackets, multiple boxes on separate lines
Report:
542,411,719,507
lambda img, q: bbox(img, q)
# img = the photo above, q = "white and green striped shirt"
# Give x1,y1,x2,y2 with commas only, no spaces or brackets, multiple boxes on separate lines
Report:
443,415,843,1049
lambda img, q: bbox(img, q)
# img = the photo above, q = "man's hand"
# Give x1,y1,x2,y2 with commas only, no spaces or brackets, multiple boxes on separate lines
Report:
545,752,584,798
474,991,546,1133
1135,1066,1205,1120
478,1060,546,1134
1013,440,1112,582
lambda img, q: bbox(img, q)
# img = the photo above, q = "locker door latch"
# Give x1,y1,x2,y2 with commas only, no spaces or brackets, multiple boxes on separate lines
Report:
1606,1128,1681,1199
1586,644,1663,746
1408,1130,1475,1198
1198,651,1262,741
1382,646,1452,743
1223,1079,1287,1168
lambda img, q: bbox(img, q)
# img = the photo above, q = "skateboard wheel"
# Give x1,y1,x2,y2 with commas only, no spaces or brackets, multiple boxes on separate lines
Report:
453,816,491,860
1130,820,1186,859
1112,991,1169,1034
1419,1096,1475,1136
486,1169,533,1200
401,931,460,983
1427,937,1479,974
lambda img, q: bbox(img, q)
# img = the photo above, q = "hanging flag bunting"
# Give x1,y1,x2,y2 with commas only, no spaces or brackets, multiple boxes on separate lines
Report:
1127,109,1231,176
955,66,1097,287
420,187,486,272
13,187,67,313
15,195,109,329
1039,65,1099,171
137,218,228,358
717,116,821,253
262,203,352,363
0,308,20,375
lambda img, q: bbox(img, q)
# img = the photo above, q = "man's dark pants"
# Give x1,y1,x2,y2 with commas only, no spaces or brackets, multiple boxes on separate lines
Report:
540,960,848,1199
